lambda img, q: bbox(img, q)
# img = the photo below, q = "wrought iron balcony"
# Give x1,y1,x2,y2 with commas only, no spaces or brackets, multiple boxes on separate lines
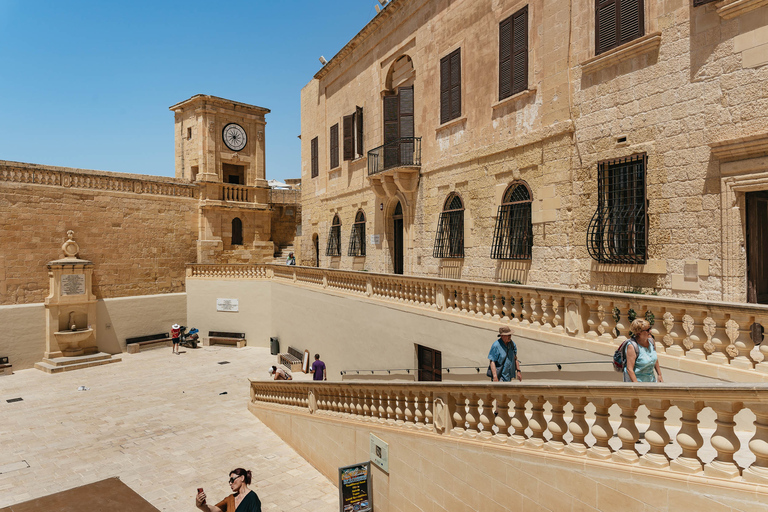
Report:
367,137,422,176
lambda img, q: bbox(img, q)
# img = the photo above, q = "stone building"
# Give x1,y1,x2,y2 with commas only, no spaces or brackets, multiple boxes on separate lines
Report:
299,0,768,303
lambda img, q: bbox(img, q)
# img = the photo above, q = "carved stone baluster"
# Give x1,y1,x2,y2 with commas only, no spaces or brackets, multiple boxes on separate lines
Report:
640,400,671,468
477,394,494,440
669,401,705,474
445,286,455,312
609,303,624,343
361,390,372,421
681,312,706,361
520,297,530,327
704,401,744,479
423,392,434,428
702,315,728,365
587,398,614,460
466,287,476,316
492,394,511,444
551,299,564,333
413,392,425,429
465,394,481,439
726,314,755,370
354,389,364,418
386,389,396,425
565,397,589,456
613,398,640,464
482,291,493,319
743,404,768,484
585,300,602,339
403,391,415,428
540,298,552,331
418,283,425,306
459,288,468,315
663,309,685,357
525,396,546,449
451,393,466,437
393,390,404,425
599,304,613,342
529,298,541,329
509,295,520,326
509,395,528,447
377,391,387,424
492,292,502,321
544,396,567,453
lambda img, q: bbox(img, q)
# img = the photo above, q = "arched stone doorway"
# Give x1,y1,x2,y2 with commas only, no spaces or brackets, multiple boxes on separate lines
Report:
312,233,319,267
392,201,404,275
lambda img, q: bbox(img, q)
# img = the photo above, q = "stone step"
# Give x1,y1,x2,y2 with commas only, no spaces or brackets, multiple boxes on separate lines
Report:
43,353,115,367
35,354,121,374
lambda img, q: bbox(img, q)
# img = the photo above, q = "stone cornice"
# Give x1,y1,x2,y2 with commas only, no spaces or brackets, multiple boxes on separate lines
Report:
580,32,662,75
710,132,768,162
169,94,270,115
716,0,768,20
314,0,403,81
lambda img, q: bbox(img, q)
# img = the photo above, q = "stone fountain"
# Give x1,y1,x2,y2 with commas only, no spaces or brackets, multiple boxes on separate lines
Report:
35,231,121,373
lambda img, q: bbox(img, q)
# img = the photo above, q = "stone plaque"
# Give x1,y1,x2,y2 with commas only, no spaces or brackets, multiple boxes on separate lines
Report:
370,234,380,245
61,274,85,295
369,433,389,473
216,299,239,312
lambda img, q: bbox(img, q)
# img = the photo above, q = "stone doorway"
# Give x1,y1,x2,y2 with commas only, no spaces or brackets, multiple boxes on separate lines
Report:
392,201,404,274
417,344,441,381
746,191,768,304
223,163,245,185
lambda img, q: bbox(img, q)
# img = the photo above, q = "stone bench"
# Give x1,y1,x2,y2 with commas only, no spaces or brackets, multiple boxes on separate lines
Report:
207,331,246,348
126,333,172,354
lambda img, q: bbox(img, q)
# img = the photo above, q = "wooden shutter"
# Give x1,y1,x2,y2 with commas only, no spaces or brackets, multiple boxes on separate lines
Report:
618,0,644,45
343,114,354,161
440,49,460,124
512,7,528,95
450,49,461,120
399,86,414,138
355,106,364,157
596,0,618,55
499,16,512,100
383,95,399,144
329,124,339,169
310,137,318,178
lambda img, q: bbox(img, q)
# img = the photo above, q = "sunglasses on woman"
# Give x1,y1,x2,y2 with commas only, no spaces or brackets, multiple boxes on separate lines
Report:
229,475,242,484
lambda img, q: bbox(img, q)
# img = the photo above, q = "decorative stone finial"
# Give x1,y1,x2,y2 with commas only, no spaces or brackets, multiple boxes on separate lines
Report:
62,230,80,259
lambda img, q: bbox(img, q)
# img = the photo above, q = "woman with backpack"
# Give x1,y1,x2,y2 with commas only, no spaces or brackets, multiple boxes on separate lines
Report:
624,319,664,383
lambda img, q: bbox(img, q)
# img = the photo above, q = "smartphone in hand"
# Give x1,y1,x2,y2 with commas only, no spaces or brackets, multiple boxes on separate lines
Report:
197,488,205,504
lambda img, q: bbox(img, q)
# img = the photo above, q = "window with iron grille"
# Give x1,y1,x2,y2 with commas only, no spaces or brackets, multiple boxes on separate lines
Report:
310,137,318,178
499,6,528,101
326,215,341,256
329,124,339,169
595,0,644,55
440,48,461,124
587,154,648,263
433,194,464,258
491,182,533,259
348,210,366,257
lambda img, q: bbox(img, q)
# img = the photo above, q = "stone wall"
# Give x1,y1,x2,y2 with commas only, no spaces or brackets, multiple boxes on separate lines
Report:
299,0,768,302
0,161,198,305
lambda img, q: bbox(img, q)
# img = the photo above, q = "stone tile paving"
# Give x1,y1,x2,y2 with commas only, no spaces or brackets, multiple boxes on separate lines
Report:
0,346,338,511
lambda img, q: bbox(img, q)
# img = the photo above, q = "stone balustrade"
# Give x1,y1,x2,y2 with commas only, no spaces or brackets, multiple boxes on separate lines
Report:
0,161,196,198
187,264,768,378
220,183,253,202
250,380,768,485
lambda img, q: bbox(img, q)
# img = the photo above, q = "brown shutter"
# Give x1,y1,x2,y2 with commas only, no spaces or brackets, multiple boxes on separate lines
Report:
512,7,528,95
355,106,364,157
618,0,644,45
383,95,399,144
499,16,512,101
450,49,461,120
329,124,339,169
399,86,414,138
310,136,318,178
343,114,354,161
595,0,618,55
440,54,451,124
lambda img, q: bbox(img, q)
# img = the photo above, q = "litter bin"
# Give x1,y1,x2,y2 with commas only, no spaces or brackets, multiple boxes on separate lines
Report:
270,337,280,355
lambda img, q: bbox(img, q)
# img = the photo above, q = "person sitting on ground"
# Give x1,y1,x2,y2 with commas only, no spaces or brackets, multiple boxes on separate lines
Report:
195,467,261,512
286,252,296,265
488,325,522,382
624,318,664,383
268,365,292,380
310,353,326,381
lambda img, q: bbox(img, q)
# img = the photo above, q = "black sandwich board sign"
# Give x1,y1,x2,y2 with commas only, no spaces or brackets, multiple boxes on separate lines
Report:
338,461,373,511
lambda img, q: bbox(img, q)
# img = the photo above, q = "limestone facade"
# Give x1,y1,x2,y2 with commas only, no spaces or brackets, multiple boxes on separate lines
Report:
299,0,768,303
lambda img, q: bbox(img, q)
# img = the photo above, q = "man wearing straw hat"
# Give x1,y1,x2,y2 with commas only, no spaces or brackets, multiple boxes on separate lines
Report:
488,326,522,382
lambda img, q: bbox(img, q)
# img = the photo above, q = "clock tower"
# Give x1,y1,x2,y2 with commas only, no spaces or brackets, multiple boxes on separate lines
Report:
170,95,275,264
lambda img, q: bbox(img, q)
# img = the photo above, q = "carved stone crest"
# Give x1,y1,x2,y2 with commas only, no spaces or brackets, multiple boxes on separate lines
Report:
62,230,80,258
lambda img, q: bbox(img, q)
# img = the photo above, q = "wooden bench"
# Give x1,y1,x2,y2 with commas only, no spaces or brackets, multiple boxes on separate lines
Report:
0,363,12,376
278,346,305,373
207,331,246,348
126,333,172,354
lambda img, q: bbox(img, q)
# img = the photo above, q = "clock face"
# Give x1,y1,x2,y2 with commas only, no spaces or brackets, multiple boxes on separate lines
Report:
222,123,247,151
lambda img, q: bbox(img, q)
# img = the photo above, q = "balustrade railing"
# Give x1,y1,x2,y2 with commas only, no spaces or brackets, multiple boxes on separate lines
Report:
220,183,252,202
0,162,196,198
187,264,768,376
251,380,768,485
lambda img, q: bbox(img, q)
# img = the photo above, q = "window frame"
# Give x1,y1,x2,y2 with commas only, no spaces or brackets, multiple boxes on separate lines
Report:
440,48,462,125
348,210,366,257
310,136,319,178
499,6,529,101
433,194,465,259
326,214,342,257
329,123,339,170
491,181,533,260
595,0,645,56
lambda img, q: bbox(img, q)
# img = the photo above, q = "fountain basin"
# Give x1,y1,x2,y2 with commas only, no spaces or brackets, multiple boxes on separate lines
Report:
54,328,94,356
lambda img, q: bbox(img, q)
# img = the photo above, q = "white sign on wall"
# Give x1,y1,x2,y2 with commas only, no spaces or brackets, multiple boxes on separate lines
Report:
61,274,86,295
216,299,239,312
369,433,389,473
370,234,380,245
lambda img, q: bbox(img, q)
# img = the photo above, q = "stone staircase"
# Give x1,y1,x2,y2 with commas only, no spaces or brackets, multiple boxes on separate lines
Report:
34,352,121,374
272,245,294,265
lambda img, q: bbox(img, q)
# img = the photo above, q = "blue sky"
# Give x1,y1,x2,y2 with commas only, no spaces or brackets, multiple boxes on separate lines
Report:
0,1,379,182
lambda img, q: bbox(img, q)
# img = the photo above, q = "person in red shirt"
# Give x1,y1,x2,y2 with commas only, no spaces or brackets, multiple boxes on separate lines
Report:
171,323,181,355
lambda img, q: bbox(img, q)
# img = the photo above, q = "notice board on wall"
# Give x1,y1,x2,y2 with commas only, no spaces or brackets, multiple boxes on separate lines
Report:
338,461,372,512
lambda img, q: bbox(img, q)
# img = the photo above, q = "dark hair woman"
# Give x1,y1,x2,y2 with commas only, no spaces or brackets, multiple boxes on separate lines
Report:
195,468,261,512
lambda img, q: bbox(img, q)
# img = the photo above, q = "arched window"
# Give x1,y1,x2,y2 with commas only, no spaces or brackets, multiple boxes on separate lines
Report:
348,210,366,257
491,182,533,259
231,217,243,246
433,194,464,258
326,215,341,256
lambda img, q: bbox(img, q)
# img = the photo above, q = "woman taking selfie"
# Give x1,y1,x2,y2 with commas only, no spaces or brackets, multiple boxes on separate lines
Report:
195,468,261,512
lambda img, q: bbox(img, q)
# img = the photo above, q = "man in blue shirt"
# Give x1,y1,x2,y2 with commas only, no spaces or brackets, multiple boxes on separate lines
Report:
488,326,522,382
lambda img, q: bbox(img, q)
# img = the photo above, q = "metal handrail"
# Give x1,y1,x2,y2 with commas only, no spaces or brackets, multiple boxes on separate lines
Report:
367,137,422,175
339,360,611,376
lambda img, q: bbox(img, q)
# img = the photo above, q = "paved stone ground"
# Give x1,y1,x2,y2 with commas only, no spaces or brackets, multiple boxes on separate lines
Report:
0,346,338,511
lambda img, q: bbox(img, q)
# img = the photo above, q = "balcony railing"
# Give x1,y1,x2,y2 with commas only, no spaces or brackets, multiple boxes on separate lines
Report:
367,137,422,176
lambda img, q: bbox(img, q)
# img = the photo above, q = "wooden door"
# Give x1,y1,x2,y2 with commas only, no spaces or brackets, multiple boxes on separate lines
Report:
747,191,768,304
393,202,403,275
417,345,442,382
